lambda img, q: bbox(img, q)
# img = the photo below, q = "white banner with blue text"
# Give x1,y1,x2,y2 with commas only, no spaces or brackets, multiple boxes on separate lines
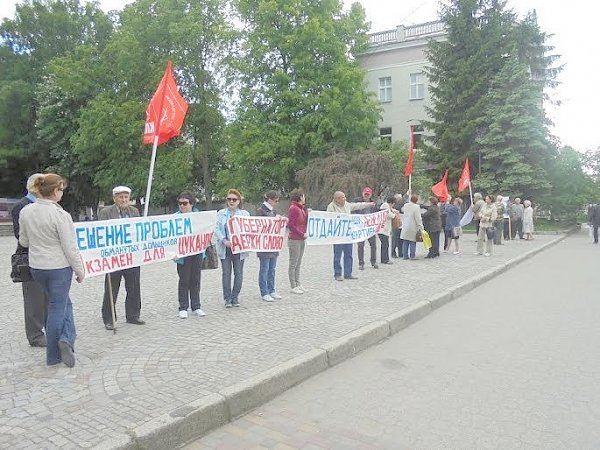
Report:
75,211,217,277
306,209,388,245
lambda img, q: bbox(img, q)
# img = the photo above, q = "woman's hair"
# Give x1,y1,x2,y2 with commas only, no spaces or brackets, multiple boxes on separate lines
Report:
290,188,305,202
429,196,438,205
386,195,396,204
34,173,64,198
454,198,463,206
227,189,242,204
177,191,195,205
485,195,492,202
26,173,44,194
524,200,531,207
264,190,280,201
410,194,419,203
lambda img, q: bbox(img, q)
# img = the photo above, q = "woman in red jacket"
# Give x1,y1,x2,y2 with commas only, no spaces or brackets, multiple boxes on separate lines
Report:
287,188,308,294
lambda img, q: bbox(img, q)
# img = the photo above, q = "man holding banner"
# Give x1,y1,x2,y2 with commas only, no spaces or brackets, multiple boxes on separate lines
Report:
326,191,375,281
99,186,145,329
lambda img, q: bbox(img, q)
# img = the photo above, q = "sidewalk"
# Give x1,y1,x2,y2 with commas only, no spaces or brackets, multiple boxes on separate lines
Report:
0,232,565,449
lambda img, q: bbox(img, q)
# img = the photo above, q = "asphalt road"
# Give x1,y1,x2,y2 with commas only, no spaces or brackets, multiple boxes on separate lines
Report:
187,229,600,449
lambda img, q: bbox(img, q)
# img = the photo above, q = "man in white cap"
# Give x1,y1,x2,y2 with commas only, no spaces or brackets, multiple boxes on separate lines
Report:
98,186,145,329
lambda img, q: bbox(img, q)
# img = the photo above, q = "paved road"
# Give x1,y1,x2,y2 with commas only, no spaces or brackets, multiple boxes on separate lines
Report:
187,229,600,449
0,231,561,448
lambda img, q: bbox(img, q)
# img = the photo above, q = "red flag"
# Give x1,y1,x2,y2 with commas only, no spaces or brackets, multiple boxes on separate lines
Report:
143,60,188,145
431,169,449,201
458,158,471,193
404,125,416,176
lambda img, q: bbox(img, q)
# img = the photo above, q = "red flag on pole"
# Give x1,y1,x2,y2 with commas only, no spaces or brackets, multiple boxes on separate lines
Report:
431,169,449,201
143,60,188,145
404,125,416,176
458,158,471,193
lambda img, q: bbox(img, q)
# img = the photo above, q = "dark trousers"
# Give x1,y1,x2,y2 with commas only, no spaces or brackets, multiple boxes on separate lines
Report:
443,228,452,250
391,228,403,257
511,218,523,239
427,231,441,258
474,219,481,237
378,234,390,263
221,248,244,304
357,235,377,266
177,256,201,311
503,218,510,239
102,267,142,324
333,243,353,278
22,279,47,345
594,225,599,244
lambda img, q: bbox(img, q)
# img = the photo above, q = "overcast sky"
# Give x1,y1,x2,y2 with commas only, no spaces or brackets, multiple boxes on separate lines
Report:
1,0,597,151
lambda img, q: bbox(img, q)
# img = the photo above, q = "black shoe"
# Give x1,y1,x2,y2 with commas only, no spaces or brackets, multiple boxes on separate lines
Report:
232,300,241,307
58,341,75,368
29,337,47,347
382,261,393,265
126,319,145,325
359,264,365,270
104,323,115,331
371,263,379,269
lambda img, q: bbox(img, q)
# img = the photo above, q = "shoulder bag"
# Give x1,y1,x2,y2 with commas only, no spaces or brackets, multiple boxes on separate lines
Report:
201,245,219,270
11,251,32,283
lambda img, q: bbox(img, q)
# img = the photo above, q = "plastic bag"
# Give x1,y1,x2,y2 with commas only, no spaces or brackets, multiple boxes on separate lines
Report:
421,230,432,250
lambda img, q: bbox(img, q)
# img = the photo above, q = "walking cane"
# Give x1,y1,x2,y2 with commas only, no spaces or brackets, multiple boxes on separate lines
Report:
107,273,117,334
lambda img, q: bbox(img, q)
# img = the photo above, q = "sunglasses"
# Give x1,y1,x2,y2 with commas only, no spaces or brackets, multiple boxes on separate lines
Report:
58,187,65,191
178,201,190,205
226,197,239,202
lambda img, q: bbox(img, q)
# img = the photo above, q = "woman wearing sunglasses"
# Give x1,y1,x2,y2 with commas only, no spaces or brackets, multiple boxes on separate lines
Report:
174,191,206,319
214,189,250,307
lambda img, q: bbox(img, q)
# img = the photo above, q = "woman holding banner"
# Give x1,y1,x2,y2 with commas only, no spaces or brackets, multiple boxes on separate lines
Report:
255,190,282,302
18,173,85,368
174,191,205,318
214,189,249,308
287,188,308,294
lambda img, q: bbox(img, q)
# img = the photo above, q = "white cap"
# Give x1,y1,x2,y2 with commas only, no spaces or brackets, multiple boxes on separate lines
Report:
112,185,131,195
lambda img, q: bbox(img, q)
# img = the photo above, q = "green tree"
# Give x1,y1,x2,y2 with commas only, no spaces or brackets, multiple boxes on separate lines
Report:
424,0,559,196
224,0,380,199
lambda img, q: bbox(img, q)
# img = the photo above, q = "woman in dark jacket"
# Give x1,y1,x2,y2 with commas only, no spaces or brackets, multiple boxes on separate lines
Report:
422,196,442,258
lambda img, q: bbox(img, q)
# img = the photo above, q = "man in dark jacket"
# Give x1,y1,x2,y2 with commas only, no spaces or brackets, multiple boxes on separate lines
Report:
353,187,379,269
422,196,442,258
11,173,47,347
588,203,600,244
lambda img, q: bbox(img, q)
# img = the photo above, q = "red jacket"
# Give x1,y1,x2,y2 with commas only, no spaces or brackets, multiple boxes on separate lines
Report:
287,201,307,240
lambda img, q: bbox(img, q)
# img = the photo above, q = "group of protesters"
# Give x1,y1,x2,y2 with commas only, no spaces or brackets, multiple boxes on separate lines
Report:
12,172,536,368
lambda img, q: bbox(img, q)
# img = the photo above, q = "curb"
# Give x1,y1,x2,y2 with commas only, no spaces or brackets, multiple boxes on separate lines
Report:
116,233,567,449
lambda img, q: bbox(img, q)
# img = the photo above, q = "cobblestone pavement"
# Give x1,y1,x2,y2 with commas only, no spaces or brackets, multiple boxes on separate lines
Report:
186,230,599,449
0,232,559,449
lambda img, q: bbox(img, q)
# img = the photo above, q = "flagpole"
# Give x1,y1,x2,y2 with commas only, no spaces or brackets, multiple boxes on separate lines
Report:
143,135,159,217
468,181,473,206
408,175,412,196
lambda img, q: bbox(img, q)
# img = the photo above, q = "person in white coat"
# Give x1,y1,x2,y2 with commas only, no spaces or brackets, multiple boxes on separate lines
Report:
400,195,424,260
522,200,534,240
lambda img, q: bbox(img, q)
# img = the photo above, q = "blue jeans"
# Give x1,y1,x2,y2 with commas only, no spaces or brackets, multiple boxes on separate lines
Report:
221,249,244,304
258,255,277,296
402,240,417,259
333,243,353,278
31,267,76,366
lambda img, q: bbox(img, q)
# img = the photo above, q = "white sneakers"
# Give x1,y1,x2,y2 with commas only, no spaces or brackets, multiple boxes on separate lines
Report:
262,294,275,302
484,253,491,257
291,286,304,294
179,309,206,318
270,292,282,299
453,251,460,255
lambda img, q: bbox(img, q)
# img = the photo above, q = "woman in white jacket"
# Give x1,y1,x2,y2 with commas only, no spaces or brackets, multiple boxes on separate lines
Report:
400,195,424,260
19,173,85,368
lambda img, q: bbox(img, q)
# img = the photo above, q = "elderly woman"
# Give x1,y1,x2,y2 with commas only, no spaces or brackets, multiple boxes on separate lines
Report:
174,191,205,319
422,196,442,259
19,173,85,368
445,197,463,254
378,196,399,264
523,200,534,240
400,195,424,260
214,189,249,308
475,195,498,256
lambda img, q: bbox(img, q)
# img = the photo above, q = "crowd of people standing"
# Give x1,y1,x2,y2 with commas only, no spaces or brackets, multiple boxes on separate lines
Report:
11,173,537,368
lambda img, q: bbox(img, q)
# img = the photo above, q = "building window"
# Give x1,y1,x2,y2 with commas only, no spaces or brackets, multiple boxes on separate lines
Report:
411,123,424,147
379,77,392,103
380,127,392,142
410,73,424,100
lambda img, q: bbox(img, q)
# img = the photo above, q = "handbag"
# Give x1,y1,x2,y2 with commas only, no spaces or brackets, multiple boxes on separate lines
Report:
11,251,32,283
391,214,401,229
486,226,496,240
201,245,219,270
416,229,423,242
452,226,462,238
